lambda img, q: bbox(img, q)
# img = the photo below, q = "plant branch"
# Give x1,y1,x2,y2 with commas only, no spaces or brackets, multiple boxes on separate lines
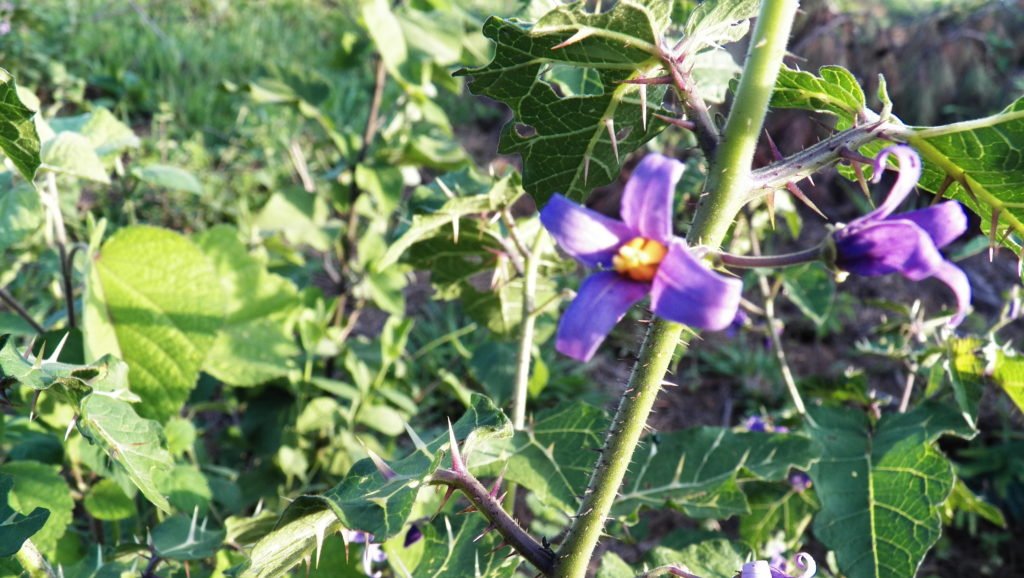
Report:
0,287,45,334
661,46,720,158
714,245,824,269
552,2,801,576
429,468,556,574
42,172,76,328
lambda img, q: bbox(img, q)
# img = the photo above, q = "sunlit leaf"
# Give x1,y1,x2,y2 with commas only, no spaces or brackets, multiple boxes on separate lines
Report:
0,68,41,182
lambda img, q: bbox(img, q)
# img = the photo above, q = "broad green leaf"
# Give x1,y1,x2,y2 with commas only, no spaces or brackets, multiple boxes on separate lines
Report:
0,475,49,557
457,1,671,203
691,49,742,104
613,428,820,522
646,537,752,578
0,183,42,251
83,479,137,521
993,350,1024,413
84,225,226,421
77,394,174,513
131,164,203,195
160,465,213,515
770,65,866,125
807,401,976,578
236,395,511,578
0,68,41,182
152,513,226,561
195,226,300,386
947,338,985,428
474,402,608,514
394,516,518,578
782,263,835,327
40,132,110,183
361,0,409,87
0,461,73,554
49,107,139,158
252,189,332,252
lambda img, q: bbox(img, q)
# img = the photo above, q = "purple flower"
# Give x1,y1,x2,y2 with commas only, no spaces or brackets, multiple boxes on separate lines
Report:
341,530,386,577
403,524,423,547
540,154,743,361
788,471,812,492
742,553,816,578
831,145,970,324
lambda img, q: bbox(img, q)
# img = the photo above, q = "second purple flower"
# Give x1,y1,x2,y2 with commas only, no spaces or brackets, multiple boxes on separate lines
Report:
540,154,743,361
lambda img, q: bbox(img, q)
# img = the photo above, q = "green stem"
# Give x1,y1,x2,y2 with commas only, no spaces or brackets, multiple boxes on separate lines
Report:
512,230,544,430
552,2,800,576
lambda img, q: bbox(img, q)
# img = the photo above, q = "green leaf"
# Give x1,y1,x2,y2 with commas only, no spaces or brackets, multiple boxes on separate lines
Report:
252,189,332,252
235,395,511,577
474,402,608,513
0,183,42,251
361,0,409,86
77,394,174,513
691,49,742,104
947,338,985,428
739,483,819,554
806,401,976,578
0,461,73,554
897,96,1024,253
781,263,835,327
84,225,226,421
596,552,636,578
195,226,299,387
0,68,41,182
457,1,671,203
131,164,203,195
0,475,49,557
613,428,820,522
160,465,213,515
993,350,1024,413
381,170,522,270
944,479,1006,528
152,513,226,561
49,107,139,158
646,537,752,578
83,479,137,521
40,132,110,183
770,65,866,124
683,0,761,50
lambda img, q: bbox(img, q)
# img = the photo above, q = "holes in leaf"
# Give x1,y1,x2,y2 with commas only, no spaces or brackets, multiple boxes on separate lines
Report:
513,124,537,139
540,64,604,99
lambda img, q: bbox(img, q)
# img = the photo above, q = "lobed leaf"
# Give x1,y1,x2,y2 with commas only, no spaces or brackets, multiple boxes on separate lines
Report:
807,401,976,578
456,0,672,204
770,65,866,125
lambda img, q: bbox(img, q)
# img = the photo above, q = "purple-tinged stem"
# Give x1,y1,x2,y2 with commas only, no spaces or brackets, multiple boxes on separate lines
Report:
715,245,824,269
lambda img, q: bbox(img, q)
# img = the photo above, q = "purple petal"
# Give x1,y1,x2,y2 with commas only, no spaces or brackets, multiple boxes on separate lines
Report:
620,154,685,244
896,201,968,249
540,194,633,268
555,271,649,361
834,221,943,278
930,260,971,325
866,145,922,220
649,240,743,330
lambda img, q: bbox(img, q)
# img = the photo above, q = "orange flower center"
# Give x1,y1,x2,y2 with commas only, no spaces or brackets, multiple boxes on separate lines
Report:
611,237,667,282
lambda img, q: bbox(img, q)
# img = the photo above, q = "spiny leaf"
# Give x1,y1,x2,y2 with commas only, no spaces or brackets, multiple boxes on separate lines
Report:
0,68,41,182
457,0,672,203
613,428,820,522
391,516,518,578
152,511,226,561
807,401,976,578
473,402,608,514
235,395,511,578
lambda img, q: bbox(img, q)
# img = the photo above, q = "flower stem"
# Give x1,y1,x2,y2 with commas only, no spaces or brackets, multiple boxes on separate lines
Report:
552,2,800,576
715,245,824,269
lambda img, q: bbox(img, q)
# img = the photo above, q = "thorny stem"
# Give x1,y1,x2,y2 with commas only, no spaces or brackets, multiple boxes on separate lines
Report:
898,366,917,413
661,46,720,158
0,287,45,334
430,468,556,574
512,229,545,431
552,2,801,576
